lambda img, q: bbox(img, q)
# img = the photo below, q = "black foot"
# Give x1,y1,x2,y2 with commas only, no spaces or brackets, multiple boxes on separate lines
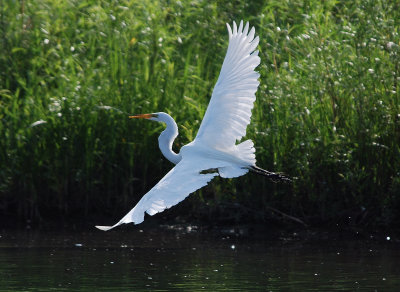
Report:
249,166,291,183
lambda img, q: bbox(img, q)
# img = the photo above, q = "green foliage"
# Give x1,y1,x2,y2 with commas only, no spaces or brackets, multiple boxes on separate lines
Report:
1,0,399,228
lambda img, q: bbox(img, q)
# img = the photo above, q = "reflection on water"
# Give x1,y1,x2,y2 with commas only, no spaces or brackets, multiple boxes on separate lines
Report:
0,227,399,291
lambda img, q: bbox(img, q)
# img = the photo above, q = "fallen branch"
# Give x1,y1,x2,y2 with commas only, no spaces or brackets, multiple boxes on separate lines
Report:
266,206,308,227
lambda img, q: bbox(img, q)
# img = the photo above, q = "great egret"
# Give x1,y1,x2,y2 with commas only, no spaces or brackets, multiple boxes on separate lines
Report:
96,20,289,231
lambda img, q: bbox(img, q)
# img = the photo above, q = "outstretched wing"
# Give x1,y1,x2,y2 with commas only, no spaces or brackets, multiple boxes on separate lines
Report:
194,20,260,149
95,155,219,231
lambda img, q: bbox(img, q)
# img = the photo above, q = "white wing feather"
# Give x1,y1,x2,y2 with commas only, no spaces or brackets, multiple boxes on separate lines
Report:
96,155,219,231
195,20,260,150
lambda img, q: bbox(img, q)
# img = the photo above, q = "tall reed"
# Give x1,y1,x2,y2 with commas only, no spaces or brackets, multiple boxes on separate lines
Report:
1,0,399,228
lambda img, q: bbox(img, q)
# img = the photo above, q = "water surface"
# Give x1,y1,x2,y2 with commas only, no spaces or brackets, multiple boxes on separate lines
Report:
0,227,398,291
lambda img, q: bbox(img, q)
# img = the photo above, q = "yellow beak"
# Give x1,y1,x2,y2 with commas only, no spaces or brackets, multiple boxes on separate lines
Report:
129,113,154,119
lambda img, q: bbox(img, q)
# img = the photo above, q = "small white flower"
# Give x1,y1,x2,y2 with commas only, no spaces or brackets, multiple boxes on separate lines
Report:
368,68,374,74
97,105,112,110
43,38,49,45
70,46,75,52
387,41,395,49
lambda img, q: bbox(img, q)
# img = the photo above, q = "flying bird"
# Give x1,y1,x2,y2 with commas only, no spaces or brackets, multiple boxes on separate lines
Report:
96,20,289,231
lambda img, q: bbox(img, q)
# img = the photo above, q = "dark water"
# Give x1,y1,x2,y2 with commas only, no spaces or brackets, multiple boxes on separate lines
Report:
0,227,399,291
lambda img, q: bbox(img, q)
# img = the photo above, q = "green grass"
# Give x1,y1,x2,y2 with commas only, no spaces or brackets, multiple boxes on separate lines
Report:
1,0,399,230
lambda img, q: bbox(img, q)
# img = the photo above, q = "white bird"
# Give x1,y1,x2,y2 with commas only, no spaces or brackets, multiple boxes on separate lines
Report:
96,20,289,231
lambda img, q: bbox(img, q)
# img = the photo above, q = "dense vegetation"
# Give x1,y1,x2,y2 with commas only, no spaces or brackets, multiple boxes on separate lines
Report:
1,0,399,231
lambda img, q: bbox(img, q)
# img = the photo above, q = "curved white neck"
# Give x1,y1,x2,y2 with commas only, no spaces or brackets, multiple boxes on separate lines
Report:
156,113,182,164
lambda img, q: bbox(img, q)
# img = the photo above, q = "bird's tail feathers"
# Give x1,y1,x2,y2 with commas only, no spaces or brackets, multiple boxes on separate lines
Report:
236,139,256,165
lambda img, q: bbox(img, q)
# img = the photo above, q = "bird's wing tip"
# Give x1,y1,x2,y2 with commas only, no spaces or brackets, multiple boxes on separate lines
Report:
226,23,232,39
238,20,243,32
95,225,114,231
